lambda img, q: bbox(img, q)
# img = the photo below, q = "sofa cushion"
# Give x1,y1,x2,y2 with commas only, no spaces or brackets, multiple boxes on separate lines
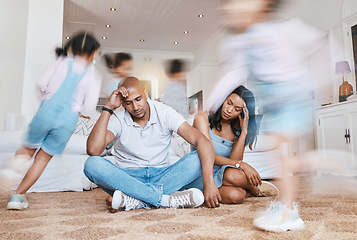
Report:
245,134,278,153
62,134,88,155
0,131,23,151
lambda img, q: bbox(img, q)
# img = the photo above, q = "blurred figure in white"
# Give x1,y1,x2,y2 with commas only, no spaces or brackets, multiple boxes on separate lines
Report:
162,59,191,160
206,0,335,232
162,59,190,119
104,52,133,96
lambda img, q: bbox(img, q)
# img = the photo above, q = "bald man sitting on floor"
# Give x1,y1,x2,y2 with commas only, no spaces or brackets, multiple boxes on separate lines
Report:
84,77,221,212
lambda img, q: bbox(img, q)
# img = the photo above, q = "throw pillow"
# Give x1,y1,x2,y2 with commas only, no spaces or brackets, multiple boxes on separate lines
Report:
74,117,96,136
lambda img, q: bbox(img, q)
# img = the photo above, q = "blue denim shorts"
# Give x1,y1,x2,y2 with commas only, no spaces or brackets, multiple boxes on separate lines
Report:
185,164,241,191
23,105,78,156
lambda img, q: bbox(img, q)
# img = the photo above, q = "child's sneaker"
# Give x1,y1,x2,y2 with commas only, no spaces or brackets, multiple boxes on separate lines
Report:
256,181,279,197
0,155,31,194
253,201,305,232
169,188,204,209
7,192,29,210
112,190,145,211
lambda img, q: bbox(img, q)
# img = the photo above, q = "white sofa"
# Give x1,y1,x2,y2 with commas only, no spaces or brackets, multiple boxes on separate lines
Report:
0,113,96,192
0,112,281,193
169,131,282,180
242,135,282,179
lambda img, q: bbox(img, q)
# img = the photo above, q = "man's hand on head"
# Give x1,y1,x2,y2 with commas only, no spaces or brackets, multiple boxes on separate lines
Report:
106,87,129,110
118,86,129,98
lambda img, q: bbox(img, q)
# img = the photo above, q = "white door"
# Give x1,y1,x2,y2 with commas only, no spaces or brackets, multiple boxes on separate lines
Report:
316,110,348,153
346,106,357,168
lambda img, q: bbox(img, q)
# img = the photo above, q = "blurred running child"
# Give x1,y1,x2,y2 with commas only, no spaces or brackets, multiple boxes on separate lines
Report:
207,0,328,232
162,59,189,118
103,52,133,96
0,32,102,210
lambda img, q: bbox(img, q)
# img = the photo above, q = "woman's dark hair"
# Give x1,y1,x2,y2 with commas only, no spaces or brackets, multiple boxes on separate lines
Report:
104,52,132,69
209,85,258,150
168,59,186,74
55,32,100,58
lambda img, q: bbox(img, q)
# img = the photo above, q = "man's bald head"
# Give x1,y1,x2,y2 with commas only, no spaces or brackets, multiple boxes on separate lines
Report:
119,76,145,93
118,76,150,121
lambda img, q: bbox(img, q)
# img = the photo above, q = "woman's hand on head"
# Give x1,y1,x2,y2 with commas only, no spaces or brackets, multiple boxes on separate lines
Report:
105,86,129,110
238,103,249,133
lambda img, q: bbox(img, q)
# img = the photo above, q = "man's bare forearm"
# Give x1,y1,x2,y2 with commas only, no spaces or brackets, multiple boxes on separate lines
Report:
86,110,112,156
196,137,215,184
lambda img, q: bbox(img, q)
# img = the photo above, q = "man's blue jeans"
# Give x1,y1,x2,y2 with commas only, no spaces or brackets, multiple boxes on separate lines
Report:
83,151,202,208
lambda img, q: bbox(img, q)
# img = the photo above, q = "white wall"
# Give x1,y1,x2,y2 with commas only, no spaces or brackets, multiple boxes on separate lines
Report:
0,0,64,130
276,0,343,32
0,0,29,130
191,0,357,105
22,0,64,117
329,26,346,103
99,47,193,99
192,28,227,68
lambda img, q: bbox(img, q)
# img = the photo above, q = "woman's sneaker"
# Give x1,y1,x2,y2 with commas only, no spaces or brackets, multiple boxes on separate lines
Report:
253,201,305,232
112,190,145,211
169,188,204,209
256,181,279,197
7,192,29,210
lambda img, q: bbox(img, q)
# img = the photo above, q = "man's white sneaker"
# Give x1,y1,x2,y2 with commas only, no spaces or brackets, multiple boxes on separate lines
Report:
7,192,29,210
169,188,204,209
253,201,305,232
112,190,145,211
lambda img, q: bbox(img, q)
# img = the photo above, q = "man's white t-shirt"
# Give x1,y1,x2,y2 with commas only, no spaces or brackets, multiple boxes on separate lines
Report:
107,99,186,169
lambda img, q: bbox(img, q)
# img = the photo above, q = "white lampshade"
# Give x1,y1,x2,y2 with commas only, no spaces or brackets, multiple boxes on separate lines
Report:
335,61,351,75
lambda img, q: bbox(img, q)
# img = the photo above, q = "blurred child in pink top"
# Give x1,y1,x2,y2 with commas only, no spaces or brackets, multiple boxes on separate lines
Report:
0,32,102,210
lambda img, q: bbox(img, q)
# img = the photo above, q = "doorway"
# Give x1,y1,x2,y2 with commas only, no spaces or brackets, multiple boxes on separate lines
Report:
351,24,357,88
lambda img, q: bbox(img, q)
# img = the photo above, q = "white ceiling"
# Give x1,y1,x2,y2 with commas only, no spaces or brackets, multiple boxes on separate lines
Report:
63,0,222,53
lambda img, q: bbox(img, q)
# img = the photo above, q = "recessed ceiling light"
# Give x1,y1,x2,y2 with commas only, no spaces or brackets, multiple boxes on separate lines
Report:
110,7,116,11
198,14,204,18
102,36,107,40
174,41,179,45
140,39,145,42
66,36,70,40
105,24,111,28
184,31,189,34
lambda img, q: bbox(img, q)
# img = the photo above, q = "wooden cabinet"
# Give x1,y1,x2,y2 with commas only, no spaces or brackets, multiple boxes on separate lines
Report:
315,99,357,175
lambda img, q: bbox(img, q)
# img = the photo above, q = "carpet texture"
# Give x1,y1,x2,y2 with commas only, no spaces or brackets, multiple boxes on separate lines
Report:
0,176,356,240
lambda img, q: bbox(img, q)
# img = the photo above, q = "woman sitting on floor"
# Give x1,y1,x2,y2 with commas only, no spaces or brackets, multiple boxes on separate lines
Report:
187,85,278,204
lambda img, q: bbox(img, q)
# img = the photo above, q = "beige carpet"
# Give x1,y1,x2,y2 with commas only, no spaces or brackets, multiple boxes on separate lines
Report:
1,175,357,240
